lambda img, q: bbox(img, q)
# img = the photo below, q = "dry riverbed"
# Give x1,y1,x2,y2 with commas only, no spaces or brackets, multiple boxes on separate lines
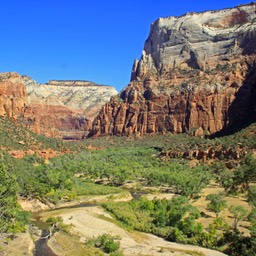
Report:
44,205,227,256
13,191,229,256
58,206,227,255
32,191,227,256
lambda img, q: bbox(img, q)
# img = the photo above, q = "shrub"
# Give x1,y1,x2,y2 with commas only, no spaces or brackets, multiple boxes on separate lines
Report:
87,234,121,254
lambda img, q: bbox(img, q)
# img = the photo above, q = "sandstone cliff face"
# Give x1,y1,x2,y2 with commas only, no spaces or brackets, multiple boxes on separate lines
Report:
22,76,118,139
0,72,27,118
89,3,256,137
0,72,118,139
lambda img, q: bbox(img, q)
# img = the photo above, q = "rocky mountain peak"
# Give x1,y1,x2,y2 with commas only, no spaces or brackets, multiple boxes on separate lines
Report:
23,76,118,117
0,72,118,139
89,3,256,137
21,76,118,139
132,2,256,81
47,80,114,88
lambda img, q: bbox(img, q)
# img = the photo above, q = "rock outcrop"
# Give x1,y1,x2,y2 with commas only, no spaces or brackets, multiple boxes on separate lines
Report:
160,145,248,162
22,76,118,139
0,72,117,139
0,72,27,118
89,3,256,137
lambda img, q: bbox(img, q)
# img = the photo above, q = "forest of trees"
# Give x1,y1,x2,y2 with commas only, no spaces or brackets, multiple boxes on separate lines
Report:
0,118,255,255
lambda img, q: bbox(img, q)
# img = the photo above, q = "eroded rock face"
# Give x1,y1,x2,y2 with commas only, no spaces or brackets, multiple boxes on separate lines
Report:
0,72,118,139
0,72,27,118
160,145,248,162
89,3,256,137
22,76,118,139
24,78,118,119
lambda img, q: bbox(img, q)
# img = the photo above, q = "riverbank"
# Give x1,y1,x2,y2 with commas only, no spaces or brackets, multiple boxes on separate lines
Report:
0,231,34,256
15,190,229,256
41,205,227,256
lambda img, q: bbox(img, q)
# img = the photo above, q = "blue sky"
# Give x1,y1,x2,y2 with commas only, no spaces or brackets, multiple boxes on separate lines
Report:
0,0,252,91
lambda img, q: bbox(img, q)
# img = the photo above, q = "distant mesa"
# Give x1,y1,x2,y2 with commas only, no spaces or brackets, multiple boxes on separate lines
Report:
47,79,114,88
0,72,118,140
23,76,118,139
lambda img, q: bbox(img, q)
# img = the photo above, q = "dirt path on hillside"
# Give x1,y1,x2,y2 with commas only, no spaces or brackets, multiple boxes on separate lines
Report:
47,205,227,256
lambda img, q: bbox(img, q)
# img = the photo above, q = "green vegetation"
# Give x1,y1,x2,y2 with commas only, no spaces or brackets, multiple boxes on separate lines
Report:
102,196,229,248
0,163,30,237
206,193,227,218
232,154,256,191
103,196,203,244
86,234,122,255
0,117,67,151
248,185,256,208
0,116,256,255
229,205,249,230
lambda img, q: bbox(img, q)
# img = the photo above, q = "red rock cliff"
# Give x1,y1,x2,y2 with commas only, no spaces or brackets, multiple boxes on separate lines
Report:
22,77,117,139
21,77,118,139
0,73,117,139
89,3,256,137
0,72,27,118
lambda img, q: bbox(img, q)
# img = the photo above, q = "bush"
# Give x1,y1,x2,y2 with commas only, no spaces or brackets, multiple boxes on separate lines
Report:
87,234,121,254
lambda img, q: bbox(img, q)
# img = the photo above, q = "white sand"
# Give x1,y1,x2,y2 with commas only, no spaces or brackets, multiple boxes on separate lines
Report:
58,205,227,256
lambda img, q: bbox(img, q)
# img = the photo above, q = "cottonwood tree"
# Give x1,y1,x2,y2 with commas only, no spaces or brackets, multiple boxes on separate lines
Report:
229,205,249,230
206,193,227,218
233,154,256,191
0,163,28,238
248,185,256,208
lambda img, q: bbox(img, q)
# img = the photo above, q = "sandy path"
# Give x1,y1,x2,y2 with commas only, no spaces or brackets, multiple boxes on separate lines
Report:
56,205,227,256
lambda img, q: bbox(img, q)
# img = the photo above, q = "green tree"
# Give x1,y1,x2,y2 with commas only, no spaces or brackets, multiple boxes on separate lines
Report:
233,154,256,191
247,208,256,253
229,205,249,230
216,168,234,192
250,220,256,253
208,217,229,247
248,185,256,208
166,166,211,199
87,234,121,254
206,193,227,218
0,163,29,237
167,196,202,241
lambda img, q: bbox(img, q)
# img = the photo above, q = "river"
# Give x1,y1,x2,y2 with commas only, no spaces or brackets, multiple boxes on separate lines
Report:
32,212,57,256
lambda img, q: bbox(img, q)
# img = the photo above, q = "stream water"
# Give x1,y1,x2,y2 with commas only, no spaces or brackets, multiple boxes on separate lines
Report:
34,231,57,256
32,214,57,256
32,203,98,256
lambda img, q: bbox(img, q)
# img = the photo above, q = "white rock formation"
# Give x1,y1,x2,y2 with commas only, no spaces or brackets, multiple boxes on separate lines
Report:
23,76,118,119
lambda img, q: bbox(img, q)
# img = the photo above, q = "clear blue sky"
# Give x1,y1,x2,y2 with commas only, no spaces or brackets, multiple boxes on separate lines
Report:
0,0,252,91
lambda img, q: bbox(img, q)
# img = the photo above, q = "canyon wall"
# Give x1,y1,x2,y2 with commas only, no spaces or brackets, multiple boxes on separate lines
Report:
0,73,117,139
89,3,256,137
0,72,27,118
23,76,118,139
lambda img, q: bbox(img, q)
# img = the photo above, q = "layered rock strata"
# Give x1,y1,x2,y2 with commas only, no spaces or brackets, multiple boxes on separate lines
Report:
22,77,118,139
0,72,27,118
0,72,117,139
160,145,248,162
89,3,256,137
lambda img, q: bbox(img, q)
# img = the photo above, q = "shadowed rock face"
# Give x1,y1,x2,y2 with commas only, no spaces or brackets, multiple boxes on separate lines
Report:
89,3,256,137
